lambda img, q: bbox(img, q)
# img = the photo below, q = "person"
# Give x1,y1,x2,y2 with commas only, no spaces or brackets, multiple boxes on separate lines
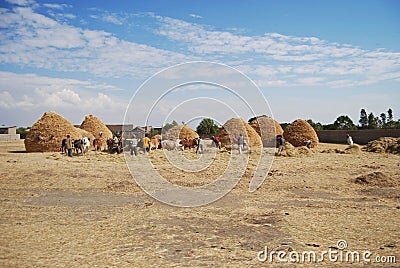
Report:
196,137,204,154
276,135,286,156
237,134,244,154
143,134,151,154
130,135,138,156
214,135,221,150
305,139,312,148
65,134,73,157
113,135,120,153
347,134,354,145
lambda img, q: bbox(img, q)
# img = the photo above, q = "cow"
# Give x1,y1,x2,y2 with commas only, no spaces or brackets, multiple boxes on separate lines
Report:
60,138,67,154
150,137,161,150
73,137,90,155
82,137,90,155
180,138,198,150
107,136,122,154
73,139,83,155
161,139,182,151
93,138,103,151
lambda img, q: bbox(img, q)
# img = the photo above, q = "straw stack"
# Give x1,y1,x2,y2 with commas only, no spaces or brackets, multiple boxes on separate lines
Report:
80,114,112,145
217,118,262,149
25,112,82,152
164,125,199,140
283,119,319,148
249,116,283,147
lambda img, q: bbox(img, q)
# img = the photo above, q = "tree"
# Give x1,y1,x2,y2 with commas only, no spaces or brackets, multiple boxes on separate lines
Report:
359,109,368,128
162,120,178,132
16,127,29,139
367,112,379,129
196,118,219,136
387,108,393,122
380,113,387,127
306,119,323,131
333,115,357,130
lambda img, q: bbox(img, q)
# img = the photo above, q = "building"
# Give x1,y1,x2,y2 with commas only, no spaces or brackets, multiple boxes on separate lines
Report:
0,126,20,141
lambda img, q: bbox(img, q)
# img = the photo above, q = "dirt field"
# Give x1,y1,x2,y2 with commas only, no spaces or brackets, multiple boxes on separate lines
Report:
0,140,399,267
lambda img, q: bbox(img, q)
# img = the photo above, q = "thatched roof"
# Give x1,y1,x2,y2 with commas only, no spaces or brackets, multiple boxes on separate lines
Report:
163,125,199,140
25,112,89,152
249,116,283,147
283,119,319,148
217,118,262,149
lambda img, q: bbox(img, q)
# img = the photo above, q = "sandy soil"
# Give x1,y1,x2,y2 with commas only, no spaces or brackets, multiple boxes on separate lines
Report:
0,140,399,267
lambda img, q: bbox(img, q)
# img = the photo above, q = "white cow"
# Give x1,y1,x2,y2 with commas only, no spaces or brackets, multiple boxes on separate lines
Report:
82,137,90,155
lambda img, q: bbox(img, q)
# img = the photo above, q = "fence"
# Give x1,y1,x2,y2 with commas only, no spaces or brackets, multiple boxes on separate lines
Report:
316,129,400,145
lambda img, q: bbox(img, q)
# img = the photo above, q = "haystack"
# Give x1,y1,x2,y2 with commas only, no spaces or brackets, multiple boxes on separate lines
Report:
163,125,199,140
76,128,95,142
217,118,262,149
365,137,400,154
249,116,283,147
80,114,112,144
283,119,319,148
25,112,82,152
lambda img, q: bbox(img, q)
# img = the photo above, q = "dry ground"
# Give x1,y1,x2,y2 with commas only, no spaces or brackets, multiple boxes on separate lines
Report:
0,140,399,267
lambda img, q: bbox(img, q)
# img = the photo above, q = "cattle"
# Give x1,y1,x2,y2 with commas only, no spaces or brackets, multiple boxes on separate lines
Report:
73,139,84,155
150,137,160,150
73,137,90,155
60,138,67,154
180,138,198,150
161,139,182,151
93,138,103,151
107,136,122,154
82,137,90,155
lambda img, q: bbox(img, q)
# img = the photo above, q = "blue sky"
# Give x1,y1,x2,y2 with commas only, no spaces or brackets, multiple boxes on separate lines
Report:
0,0,399,127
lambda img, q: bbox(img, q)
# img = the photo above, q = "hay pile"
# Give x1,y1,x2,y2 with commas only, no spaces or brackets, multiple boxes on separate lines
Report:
364,137,400,154
25,112,82,152
249,116,283,147
280,142,313,157
283,119,319,148
354,172,397,187
163,125,199,140
80,114,112,144
217,118,262,149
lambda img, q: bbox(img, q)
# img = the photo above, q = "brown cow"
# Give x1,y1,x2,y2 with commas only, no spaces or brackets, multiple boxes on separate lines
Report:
180,138,198,149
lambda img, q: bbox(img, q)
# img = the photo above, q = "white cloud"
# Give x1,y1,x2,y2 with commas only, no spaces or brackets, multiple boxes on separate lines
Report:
189,13,202,19
42,3,71,10
152,15,400,88
0,6,191,79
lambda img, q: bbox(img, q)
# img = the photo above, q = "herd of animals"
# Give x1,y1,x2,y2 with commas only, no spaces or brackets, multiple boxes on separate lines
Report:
60,135,201,156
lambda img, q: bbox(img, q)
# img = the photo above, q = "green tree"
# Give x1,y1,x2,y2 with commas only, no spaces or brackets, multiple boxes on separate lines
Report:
196,118,219,135
16,127,29,139
387,108,393,122
359,108,368,128
248,115,267,124
333,115,357,130
306,119,323,131
162,120,178,132
380,113,387,128
280,123,290,130
367,112,379,129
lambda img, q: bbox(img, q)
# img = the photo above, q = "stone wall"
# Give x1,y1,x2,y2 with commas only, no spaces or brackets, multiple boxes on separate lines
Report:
316,129,400,144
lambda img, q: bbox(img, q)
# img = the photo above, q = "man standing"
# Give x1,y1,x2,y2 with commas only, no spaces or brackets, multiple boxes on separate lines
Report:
346,134,354,145
65,134,73,157
143,134,151,154
130,135,138,156
196,137,204,154
237,134,244,154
